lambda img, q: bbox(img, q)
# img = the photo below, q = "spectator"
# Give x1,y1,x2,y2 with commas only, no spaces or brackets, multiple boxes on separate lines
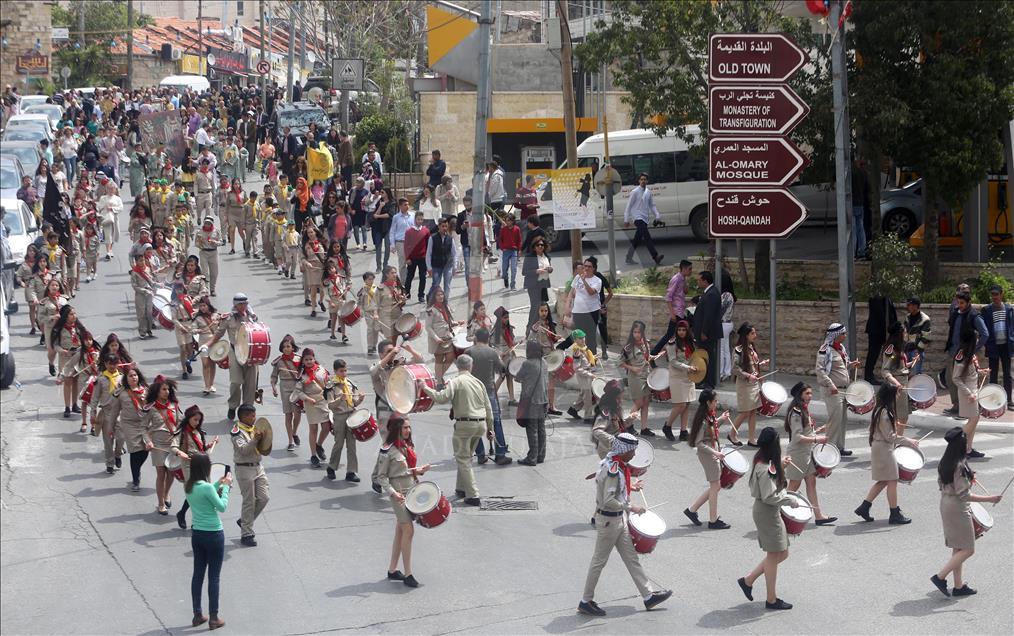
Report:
16,175,38,209
522,237,553,332
653,259,692,354
587,256,613,359
521,215,547,255
498,213,521,291
435,175,459,218
513,174,540,227
370,187,394,273
485,158,506,213
692,271,723,389
852,158,870,259
403,211,430,303
425,149,446,189
40,139,54,166
942,289,988,418
982,285,1013,411
336,131,354,192
184,453,231,630
567,259,603,353
360,141,384,175
418,185,441,226
864,295,898,384
426,217,456,300
457,196,475,279
349,177,370,250
389,198,414,282
903,296,932,375
623,172,663,266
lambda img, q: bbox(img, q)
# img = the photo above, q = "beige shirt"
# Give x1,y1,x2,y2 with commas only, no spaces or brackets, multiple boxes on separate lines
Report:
215,309,259,344
423,371,493,430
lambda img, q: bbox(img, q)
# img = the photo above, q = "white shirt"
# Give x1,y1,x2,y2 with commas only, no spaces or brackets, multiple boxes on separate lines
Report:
195,127,214,147
571,274,602,314
361,151,384,174
624,185,660,223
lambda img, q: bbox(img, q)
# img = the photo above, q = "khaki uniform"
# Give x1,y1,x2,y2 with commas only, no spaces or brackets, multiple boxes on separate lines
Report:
785,407,817,481
692,415,723,482
232,421,270,538
215,310,261,411
107,386,148,453
425,306,455,363
129,267,156,335
141,403,181,467
816,343,850,450
569,345,598,419
91,371,125,467
879,345,911,421
870,410,915,481
283,229,300,275
951,353,981,420
183,273,210,299
591,414,622,459
424,372,493,498
377,283,404,341
303,242,326,289
39,294,68,350
83,233,100,275
270,355,301,415
582,459,654,602
195,228,222,294
327,378,363,474
621,341,652,402
40,244,67,279
242,199,259,256
662,342,697,403
374,443,417,523
749,461,792,552
733,344,761,412
194,171,214,218
224,193,246,237
65,230,82,282
358,284,382,350
939,461,976,550
290,366,331,425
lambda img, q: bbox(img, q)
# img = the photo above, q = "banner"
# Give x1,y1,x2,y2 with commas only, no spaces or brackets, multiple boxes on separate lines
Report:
549,168,596,230
306,146,334,183
138,110,186,166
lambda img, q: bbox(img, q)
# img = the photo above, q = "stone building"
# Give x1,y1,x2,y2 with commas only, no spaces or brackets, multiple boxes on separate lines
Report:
0,1,54,92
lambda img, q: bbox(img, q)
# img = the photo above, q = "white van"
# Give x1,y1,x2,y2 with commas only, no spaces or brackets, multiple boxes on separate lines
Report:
159,75,211,93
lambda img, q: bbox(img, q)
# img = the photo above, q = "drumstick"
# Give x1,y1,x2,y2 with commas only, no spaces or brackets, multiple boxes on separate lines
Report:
994,475,1014,506
639,489,649,510
916,431,933,443
756,370,778,381
973,480,991,496
646,502,668,511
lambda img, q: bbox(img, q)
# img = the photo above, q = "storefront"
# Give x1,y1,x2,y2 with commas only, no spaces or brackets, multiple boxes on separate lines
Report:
208,47,250,88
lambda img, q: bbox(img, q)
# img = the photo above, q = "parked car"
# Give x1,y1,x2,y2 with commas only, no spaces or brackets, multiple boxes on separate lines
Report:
159,75,210,93
0,141,44,176
0,198,40,265
3,114,54,142
17,95,50,111
0,274,15,389
1,222,14,312
879,179,923,239
0,156,26,200
271,102,331,140
23,103,63,131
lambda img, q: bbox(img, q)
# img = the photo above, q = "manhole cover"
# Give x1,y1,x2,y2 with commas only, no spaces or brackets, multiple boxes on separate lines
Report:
480,500,538,511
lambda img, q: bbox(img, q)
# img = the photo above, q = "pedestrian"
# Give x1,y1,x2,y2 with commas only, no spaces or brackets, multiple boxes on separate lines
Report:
684,389,734,530
782,382,837,525
737,426,798,611
567,258,603,353
623,173,663,266
184,452,231,630
375,416,431,588
207,293,261,421
231,403,270,547
852,158,870,259
426,217,456,301
522,237,553,332
943,289,987,416
903,296,932,376
425,149,446,189
436,174,459,218
577,433,672,617
326,358,366,483
390,199,414,284
691,271,722,388
403,211,430,304
289,348,330,468
654,320,698,441
336,131,354,191
513,174,540,227
468,328,512,465
815,322,860,456
619,320,654,437
421,354,493,506
654,260,692,351
498,213,521,290
516,340,549,466
371,187,394,273
418,184,441,225
981,284,1013,411
853,384,920,525
484,157,506,214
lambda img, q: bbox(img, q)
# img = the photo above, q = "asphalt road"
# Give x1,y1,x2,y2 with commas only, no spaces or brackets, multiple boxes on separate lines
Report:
1,175,1012,635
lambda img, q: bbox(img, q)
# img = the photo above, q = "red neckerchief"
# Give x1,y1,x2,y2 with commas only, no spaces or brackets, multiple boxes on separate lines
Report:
706,410,720,449
233,189,243,204
636,338,649,362
832,341,847,362
748,345,759,370
383,280,398,288
615,459,632,496
395,439,417,469
131,264,152,284
301,363,325,388
502,321,515,348
47,290,61,302
84,347,100,373
281,352,296,362
435,302,452,325
63,323,80,347
308,240,321,255
540,319,558,343
153,400,177,434
185,426,206,453
126,385,145,413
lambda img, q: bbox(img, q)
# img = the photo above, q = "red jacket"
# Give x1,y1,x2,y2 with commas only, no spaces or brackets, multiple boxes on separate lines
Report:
405,225,431,260
498,224,522,251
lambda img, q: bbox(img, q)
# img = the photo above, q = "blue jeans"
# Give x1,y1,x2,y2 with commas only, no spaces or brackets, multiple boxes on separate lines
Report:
910,351,924,376
476,388,508,457
191,529,224,615
462,245,471,280
429,266,452,300
501,249,517,288
372,226,390,272
853,206,866,256
64,157,77,181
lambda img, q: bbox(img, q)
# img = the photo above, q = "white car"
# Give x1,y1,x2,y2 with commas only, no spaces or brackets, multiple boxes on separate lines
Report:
3,114,54,143
23,103,63,130
17,95,50,111
0,198,40,264
0,274,14,389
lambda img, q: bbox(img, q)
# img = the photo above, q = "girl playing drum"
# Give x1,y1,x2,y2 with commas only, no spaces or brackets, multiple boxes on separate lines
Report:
425,287,461,389
684,389,734,530
175,406,220,529
880,322,916,434
290,348,331,468
854,384,920,525
490,306,517,404
60,330,100,433
375,417,432,589
619,320,654,437
591,379,627,459
951,330,991,459
730,322,769,447
271,335,303,452
377,266,405,342
783,382,836,526
143,377,188,515
323,261,348,343
191,297,220,394
655,320,698,442
529,302,562,416
170,282,196,380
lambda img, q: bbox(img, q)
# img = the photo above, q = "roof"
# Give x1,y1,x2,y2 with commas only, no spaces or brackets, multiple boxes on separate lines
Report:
580,125,704,144
104,17,322,60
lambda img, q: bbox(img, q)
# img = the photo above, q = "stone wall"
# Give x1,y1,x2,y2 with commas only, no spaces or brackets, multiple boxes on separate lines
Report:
0,2,54,92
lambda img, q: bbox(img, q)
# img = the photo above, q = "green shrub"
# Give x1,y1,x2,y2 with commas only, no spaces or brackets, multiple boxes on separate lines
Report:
862,233,922,300
971,255,1012,303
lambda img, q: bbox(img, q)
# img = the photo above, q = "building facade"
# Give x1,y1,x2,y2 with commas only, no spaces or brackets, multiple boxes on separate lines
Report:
0,1,54,91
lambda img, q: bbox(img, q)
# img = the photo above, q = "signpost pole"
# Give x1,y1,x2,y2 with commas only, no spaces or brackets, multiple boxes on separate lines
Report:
602,82,616,287
469,0,493,303
769,239,776,372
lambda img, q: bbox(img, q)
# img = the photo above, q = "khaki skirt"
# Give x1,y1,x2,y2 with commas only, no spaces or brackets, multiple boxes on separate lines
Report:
753,500,789,552
737,377,761,412
940,495,975,550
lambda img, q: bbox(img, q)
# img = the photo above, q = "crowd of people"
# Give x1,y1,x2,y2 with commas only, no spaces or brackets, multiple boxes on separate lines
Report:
2,82,1011,628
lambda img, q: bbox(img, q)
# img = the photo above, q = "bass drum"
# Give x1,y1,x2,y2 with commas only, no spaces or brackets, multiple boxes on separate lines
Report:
235,322,272,366
387,364,436,414
152,288,174,330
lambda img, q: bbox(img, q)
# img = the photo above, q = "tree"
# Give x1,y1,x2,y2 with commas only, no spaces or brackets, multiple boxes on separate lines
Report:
850,1,1014,289
52,0,153,87
575,0,833,292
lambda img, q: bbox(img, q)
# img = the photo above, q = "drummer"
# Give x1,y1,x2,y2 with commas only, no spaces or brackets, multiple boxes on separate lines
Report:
170,281,196,380
141,376,188,516
816,323,861,457
326,358,366,482
357,271,383,355
490,306,518,405
60,330,100,433
289,348,331,468
783,382,837,526
684,389,734,530
232,403,270,547
577,433,672,617
192,296,220,395
175,405,220,530
369,340,424,493
654,320,698,442
270,335,303,452
377,266,406,342
951,330,991,459
207,292,261,422
854,384,920,525
375,417,432,588
880,322,916,434
467,301,494,339
737,427,799,611
425,287,462,389
730,322,769,447
129,252,157,339
930,426,1003,598
592,380,627,458
323,262,349,343
619,320,655,437
566,329,599,424
529,302,563,416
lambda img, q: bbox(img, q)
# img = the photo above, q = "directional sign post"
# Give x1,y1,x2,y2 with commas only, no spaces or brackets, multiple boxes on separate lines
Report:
332,58,364,91
709,85,809,135
709,33,807,83
709,137,809,187
708,188,808,238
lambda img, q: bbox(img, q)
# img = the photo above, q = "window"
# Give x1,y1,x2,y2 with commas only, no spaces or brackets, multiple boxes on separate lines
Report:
675,150,707,183
237,1,244,16
611,153,677,185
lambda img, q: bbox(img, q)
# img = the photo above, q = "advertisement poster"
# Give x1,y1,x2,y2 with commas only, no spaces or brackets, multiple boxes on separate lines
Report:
138,110,187,165
549,168,596,230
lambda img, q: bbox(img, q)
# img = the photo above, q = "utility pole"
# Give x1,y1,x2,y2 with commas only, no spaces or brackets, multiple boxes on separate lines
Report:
259,0,266,132
601,63,616,287
286,4,295,102
468,0,493,303
198,0,204,76
126,0,134,90
557,0,582,267
299,3,307,79
831,0,856,354
78,1,86,48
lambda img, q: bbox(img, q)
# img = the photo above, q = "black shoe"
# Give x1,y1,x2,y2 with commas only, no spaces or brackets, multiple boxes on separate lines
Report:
577,600,606,617
815,517,838,526
115,456,122,469
372,482,382,494
71,404,81,414
567,407,580,419
519,458,536,466
839,448,853,457
50,364,57,376
583,418,595,425
185,361,193,375
889,506,911,525
227,408,236,421
624,258,637,265
738,577,754,601
464,497,481,506
176,510,187,529
644,589,672,610
930,574,951,597
547,408,563,416
708,519,731,530
640,428,656,437
387,570,405,581
403,575,419,588
494,456,512,466
684,508,702,526
477,455,489,465
326,468,336,480
63,407,71,418
304,299,311,307
311,456,320,467
952,584,977,597
345,472,360,483
316,444,327,460
653,254,664,265
240,536,257,547
293,434,301,446
967,449,985,459
29,327,36,335
455,489,466,498
855,500,874,522
726,435,743,447
746,441,759,448
662,426,676,441
765,598,792,610
310,310,317,317
679,430,689,442
319,301,326,312
106,466,115,474
182,371,190,380
229,249,236,255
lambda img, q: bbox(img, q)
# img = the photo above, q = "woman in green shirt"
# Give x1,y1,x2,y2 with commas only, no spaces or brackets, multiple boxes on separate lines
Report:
184,453,232,629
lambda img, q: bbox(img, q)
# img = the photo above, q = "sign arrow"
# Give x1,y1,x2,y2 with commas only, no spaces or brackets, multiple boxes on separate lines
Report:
708,188,808,239
708,136,810,187
709,33,808,83
708,85,810,136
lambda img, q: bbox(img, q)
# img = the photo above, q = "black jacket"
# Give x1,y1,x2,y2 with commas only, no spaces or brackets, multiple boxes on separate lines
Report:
693,285,722,342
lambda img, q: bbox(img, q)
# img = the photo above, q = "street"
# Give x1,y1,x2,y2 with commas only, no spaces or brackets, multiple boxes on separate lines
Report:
1,176,1012,635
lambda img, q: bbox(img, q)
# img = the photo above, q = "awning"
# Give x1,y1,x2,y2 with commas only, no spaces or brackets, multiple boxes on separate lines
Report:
487,117,598,134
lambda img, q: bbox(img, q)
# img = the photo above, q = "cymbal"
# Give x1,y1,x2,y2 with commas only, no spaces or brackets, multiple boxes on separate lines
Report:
688,349,709,384
254,417,273,456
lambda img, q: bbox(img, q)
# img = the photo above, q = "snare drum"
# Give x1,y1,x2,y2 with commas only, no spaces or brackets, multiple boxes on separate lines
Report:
628,439,654,476
79,375,97,404
894,445,925,484
628,510,666,554
208,340,231,369
555,356,576,382
347,409,378,442
387,364,436,414
152,288,174,329
719,447,749,489
969,502,994,538
507,357,525,377
164,453,185,482
544,350,565,373
978,384,1007,419
339,299,362,326
235,322,271,366
405,481,452,529
759,381,788,416
591,377,608,401
780,491,814,536
394,313,423,341
907,373,937,409
647,368,671,401
846,380,876,414
811,443,841,478
452,331,473,357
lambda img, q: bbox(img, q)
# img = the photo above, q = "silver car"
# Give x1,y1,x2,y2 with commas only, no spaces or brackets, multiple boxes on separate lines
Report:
879,179,924,238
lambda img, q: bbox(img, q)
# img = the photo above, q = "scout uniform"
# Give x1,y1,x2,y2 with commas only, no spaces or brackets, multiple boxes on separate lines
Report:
327,375,364,478
425,304,455,363
377,281,405,342
65,228,82,287
950,351,981,420
733,343,762,412
324,274,346,322
83,230,100,281
41,241,67,278
242,195,259,257
621,339,652,403
880,344,912,421
748,456,793,552
289,363,331,426
870,409,916,482
142,400,181,468
172,295,195,371
270,353,301,417
302,240,325,293
195,218,222,295
130,258,156,337
358,281,382,352
662,339,697,404
91,368,125,468
107,383,149,457
232,417,271,542
275,181,292,220
591,411,623,459
785,406,817,481
692,411,723,482
55,323,82,373
214,295,261,412
263,206,282,265
568,334,599,420
815,324,851,451
939,460,976,550
182,272,210,299
194,169,214,218
423,369,493,500
224,189,246,242
374,442,417,523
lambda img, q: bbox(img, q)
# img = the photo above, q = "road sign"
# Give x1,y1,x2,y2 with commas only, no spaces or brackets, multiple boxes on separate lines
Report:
332,58,364,91
594,166,622,197
256,60,271,76
708,136,810,187
206,53,217,67
709,33,807,83
306,51,316,65
708,188,807,238
52,27,69,41
60,66,72,79
709,85,809,135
